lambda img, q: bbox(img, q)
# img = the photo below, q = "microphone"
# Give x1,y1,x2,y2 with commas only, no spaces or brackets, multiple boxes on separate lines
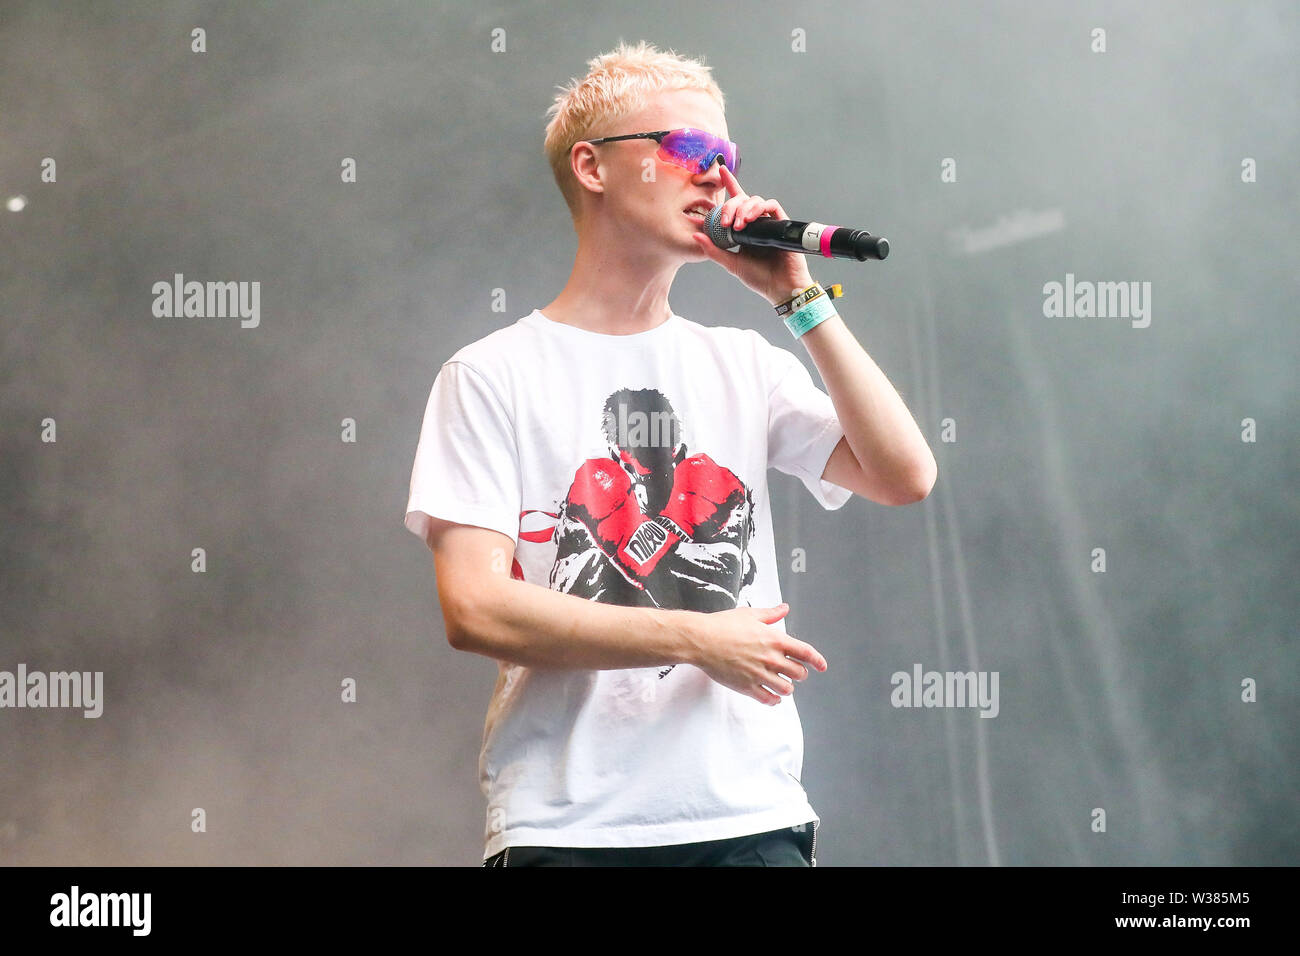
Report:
705,207,889,261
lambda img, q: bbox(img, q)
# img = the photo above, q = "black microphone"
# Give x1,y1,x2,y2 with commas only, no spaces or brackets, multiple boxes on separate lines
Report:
705,207,889,261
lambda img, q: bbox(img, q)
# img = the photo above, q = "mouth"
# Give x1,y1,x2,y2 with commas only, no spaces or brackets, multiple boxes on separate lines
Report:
682,201,715,226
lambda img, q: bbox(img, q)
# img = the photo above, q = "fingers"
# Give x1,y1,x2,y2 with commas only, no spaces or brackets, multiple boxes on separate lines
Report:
780,656,811,682
732,657,801,706
706,604,824,706
754,686,782,706
749,655,801,706
761,672,796,701
719,163,745,198
715,166,789,232
719,195,782,230
783,638,828,673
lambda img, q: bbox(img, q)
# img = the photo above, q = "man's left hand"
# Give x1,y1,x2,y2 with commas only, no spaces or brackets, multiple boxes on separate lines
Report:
691,163,815,307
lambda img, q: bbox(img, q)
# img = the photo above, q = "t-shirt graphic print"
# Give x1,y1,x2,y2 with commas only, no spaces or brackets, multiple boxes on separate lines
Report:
545,386,757,680
404,308,852,858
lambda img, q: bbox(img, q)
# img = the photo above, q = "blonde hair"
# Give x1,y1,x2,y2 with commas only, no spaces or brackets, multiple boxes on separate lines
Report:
543,40,725,223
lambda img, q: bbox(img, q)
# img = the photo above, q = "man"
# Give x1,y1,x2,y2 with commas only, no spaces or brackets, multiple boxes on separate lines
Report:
404,41,936,866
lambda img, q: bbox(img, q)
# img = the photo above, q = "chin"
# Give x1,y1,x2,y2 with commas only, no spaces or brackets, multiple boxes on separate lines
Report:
681,224,709,252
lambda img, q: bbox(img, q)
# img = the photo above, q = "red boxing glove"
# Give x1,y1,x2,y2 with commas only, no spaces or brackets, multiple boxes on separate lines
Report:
658,453,745,542
568,459,679,577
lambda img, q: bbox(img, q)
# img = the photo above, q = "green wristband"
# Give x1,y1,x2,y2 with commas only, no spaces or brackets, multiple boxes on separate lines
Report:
783,293,837,338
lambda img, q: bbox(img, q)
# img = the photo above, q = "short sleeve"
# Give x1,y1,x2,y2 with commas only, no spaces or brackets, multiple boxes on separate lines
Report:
766,344,853,511
404,360,522,549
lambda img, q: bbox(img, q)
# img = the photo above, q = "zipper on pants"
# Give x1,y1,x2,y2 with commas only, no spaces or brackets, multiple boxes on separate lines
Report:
809,820,818,867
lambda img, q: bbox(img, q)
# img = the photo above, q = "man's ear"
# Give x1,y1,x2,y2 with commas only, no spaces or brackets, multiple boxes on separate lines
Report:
570,141,604,195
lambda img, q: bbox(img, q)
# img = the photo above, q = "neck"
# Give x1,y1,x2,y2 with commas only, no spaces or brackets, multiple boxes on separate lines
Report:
541,215,684,333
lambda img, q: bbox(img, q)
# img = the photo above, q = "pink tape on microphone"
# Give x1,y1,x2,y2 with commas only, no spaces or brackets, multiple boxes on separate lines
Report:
819,225,840,257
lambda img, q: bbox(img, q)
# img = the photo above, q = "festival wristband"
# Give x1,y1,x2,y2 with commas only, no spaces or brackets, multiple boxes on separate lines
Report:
783,293,838,339
774,281,844,317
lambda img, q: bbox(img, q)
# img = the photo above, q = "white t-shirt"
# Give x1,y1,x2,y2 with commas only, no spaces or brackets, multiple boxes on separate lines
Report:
404,307,852,858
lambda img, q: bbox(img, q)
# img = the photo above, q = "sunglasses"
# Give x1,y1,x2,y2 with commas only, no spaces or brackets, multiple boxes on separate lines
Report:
584,127,740,174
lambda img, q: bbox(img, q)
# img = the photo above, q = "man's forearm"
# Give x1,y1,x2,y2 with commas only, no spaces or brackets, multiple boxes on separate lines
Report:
449,575,704,671
799,312,937,498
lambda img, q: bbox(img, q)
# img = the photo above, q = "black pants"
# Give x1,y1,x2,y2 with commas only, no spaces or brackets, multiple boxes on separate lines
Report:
483,820,817,867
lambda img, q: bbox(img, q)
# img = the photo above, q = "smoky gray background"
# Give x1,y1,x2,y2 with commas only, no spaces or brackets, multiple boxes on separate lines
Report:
1,0,1296,866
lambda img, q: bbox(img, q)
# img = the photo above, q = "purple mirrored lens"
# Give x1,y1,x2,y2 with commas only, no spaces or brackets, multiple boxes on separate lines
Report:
661,128,739,173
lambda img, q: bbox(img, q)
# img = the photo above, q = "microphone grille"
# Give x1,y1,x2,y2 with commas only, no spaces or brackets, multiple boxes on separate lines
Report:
705,206,737,249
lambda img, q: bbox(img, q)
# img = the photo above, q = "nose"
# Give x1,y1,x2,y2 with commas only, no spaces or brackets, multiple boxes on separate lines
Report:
692,157,726,190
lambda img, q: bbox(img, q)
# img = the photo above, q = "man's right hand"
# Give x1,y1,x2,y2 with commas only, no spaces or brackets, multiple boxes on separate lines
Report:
685,603,827,706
